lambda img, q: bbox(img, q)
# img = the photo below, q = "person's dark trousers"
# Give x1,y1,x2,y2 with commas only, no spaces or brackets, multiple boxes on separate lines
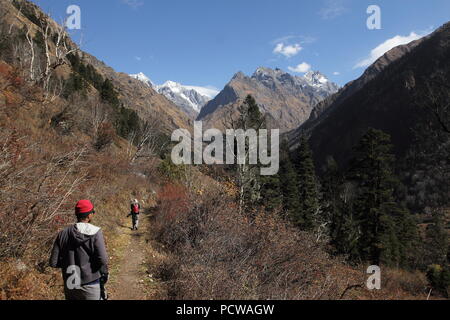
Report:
131,213,139,230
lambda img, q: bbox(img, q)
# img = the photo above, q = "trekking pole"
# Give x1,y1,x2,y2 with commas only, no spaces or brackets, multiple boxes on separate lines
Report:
100,278,108,300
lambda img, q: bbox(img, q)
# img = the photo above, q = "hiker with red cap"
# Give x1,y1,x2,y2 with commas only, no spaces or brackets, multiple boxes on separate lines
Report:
127,199,141,231
49,200,109,300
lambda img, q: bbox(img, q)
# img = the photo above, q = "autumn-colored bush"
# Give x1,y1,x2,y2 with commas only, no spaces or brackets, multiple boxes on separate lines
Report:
153,183,190,249
151,184,359,300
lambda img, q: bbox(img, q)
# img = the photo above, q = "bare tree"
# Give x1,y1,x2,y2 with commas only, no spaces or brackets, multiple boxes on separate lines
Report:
0,129,88,258
127,115,166,163
91,103,107,138
6,4,79,95
314,206,329,243
24,25,35,81
36,17,78,96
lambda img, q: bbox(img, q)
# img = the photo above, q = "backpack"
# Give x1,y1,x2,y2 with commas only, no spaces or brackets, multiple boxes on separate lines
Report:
132,204,139,213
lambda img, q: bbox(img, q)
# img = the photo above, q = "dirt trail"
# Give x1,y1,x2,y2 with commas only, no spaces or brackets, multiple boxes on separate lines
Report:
109,209,154,300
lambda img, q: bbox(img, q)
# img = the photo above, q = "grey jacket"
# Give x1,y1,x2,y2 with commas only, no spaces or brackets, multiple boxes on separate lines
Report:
49,223,109,285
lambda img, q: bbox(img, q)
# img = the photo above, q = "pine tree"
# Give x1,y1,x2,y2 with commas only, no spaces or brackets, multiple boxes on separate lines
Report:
246,95,281,212
246,95,263,129
423,209,449,267
260,174,281,212
231,95,266,213
322,157,341,237
321,157,358,255
278,140,300,221
293,135,319,231
101,79,120,108
349,128,418,266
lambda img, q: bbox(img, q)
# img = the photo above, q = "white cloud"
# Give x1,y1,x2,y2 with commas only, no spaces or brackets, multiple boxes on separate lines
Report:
354,32,426,68
319,0,347,20
271,35,316,45
273,43,302,58
333,71,340,76
134,56,142,61
288,62,312,73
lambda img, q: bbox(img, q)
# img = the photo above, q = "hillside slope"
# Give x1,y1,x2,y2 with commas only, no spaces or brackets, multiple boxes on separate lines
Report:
1,0,191,134
290,22,450,173
81,52,193,132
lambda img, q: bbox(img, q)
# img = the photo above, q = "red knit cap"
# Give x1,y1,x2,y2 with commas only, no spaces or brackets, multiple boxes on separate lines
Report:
75,200,94,215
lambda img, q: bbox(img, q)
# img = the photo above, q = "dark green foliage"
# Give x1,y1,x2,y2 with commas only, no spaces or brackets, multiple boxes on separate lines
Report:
234,95,265,130
67,53,82,73
33,31,45,51
331,192,360,259
85,64,104,89
67,53,104,90
293,135,319,230
260,174,281,213
62,72,87,98
349,128,418,267
158,157,186,181
278,140,301,220
100,79,120,108
388,203,420,268
321,157,341,234
259,117,281,213
65,53,141,140
322,158,360,258
423,210,449,267
349,128,396,264
233,95,266,212
427,264,450,297
246,95,263,129
115,106,140,139
319,128,421,268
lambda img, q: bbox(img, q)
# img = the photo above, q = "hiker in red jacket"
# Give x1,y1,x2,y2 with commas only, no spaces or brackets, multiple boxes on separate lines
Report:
127,199,140,231
49,200,109,300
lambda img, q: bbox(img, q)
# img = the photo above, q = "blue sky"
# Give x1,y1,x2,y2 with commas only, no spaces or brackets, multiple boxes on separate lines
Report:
32,0,450,90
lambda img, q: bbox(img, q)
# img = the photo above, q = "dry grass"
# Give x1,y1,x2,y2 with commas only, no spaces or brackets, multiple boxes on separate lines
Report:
0,258,63,300
0,58,159,300
151,181,358,300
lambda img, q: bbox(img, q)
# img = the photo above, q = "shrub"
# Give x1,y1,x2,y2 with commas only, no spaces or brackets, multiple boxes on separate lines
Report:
62,72,87,98
151,184,352,300
427,264,450,297
158,158,187,182
115,106,140,138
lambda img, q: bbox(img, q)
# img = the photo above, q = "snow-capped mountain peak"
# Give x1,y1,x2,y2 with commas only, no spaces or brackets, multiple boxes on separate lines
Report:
129,72,219,115
248,67,338,93
156,81,213,114
129,72,154,87
304,71,329,87
161,80,179,88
